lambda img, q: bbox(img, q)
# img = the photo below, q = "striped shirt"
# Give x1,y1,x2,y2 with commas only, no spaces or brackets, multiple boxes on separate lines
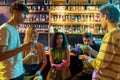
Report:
91,27,120,80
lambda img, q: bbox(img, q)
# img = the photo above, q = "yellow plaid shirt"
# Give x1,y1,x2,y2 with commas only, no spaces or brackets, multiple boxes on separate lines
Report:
91,27,120,80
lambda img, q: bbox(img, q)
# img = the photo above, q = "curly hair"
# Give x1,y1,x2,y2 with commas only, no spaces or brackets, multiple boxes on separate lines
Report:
50,32,68,49
10,2,29,14
100,3,120,23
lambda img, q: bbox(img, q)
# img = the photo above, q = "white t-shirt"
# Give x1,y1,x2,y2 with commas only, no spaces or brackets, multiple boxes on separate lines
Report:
0,23,24,80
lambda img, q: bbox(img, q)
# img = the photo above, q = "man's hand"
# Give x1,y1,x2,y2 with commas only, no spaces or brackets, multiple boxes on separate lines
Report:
79,54,88,60
22,42,33,51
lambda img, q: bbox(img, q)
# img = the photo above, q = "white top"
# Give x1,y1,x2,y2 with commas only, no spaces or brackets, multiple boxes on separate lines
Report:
24,42,40,64
0,23,24,79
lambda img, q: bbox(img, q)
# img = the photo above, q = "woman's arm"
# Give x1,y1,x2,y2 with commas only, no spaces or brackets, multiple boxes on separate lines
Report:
49,49,63,71
23,50,31,63
65,48,70,68
37,43,47,72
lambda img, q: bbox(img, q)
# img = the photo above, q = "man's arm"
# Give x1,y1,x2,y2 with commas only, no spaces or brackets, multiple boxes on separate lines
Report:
70,45,83,56
0,43,32,61
88,47,98,58
83,46,99,58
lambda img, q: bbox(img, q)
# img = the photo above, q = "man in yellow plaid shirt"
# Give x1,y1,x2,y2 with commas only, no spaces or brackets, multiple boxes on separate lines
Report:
80,3,120,80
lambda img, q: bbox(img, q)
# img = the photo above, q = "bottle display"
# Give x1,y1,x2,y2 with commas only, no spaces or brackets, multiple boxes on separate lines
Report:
18,5,49,33
18,24,49,33
16,2,106,46
17,4,107,35
49,5,106,35
25,14,49,22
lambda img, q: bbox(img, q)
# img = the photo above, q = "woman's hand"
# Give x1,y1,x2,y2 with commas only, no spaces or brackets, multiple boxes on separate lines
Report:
51,64,62,71
35,70,41,76
51,63,66,71
55,64,63,71
61,60,68,71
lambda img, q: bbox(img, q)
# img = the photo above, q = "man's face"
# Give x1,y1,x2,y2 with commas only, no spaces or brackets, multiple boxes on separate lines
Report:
83,37,92,46
14,10,27,24
100,13,107,29
19,11,27,23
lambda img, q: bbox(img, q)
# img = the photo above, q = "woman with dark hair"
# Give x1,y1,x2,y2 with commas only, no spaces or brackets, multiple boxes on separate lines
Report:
46,32,71,80
50,32,68,49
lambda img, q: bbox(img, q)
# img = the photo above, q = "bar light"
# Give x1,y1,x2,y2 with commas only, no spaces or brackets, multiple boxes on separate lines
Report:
88,0,92,4
44,0,48,5
25,0,28,4
5,0,8,5
109,0,113,4
66,0,70,5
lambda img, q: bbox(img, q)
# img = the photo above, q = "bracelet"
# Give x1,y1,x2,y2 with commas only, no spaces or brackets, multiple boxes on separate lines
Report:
36,70,41,75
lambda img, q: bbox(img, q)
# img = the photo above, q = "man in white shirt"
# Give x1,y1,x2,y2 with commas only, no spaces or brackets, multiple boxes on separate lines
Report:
0,2,32,80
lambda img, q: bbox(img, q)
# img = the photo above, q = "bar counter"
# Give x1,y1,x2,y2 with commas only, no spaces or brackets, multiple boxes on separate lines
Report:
45,51,75,56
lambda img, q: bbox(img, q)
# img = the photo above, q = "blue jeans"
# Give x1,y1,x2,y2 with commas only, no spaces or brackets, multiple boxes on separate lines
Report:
10,74,24,80
23,64,40,76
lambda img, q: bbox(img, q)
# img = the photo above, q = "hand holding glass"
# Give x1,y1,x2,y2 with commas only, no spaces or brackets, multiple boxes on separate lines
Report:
80,45,87,50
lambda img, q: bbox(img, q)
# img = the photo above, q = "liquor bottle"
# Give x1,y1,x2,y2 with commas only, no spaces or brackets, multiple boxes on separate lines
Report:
36,15,39,22
39,14,42,22
51,15,54,21
50,69,57,80
41,6,45,11
42,15,45,21
29,40,37,56
46,14,49,21
37,6,41,10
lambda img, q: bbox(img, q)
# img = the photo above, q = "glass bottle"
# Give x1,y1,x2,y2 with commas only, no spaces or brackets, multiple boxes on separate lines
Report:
50,69,57,80
29,40,37,56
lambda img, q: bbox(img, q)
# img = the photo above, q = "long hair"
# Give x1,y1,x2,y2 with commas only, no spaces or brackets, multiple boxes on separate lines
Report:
50,32,68,49
24,26,36,43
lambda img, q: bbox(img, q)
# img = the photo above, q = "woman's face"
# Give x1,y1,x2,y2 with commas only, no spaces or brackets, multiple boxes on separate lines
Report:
31,29,38,40
56,34,63,46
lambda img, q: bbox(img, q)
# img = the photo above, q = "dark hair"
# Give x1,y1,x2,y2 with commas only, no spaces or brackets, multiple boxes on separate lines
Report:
10,2,29,14
100,3,120,23
82,32,93,39
50,32,68,49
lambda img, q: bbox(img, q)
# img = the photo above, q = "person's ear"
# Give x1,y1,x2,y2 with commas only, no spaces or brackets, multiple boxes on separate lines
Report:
104,14,108,20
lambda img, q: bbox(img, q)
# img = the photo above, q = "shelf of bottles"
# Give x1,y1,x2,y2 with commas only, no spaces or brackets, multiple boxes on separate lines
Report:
18,5,49,33
49,4,107,35
50,24,106,34
18,24,49,33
